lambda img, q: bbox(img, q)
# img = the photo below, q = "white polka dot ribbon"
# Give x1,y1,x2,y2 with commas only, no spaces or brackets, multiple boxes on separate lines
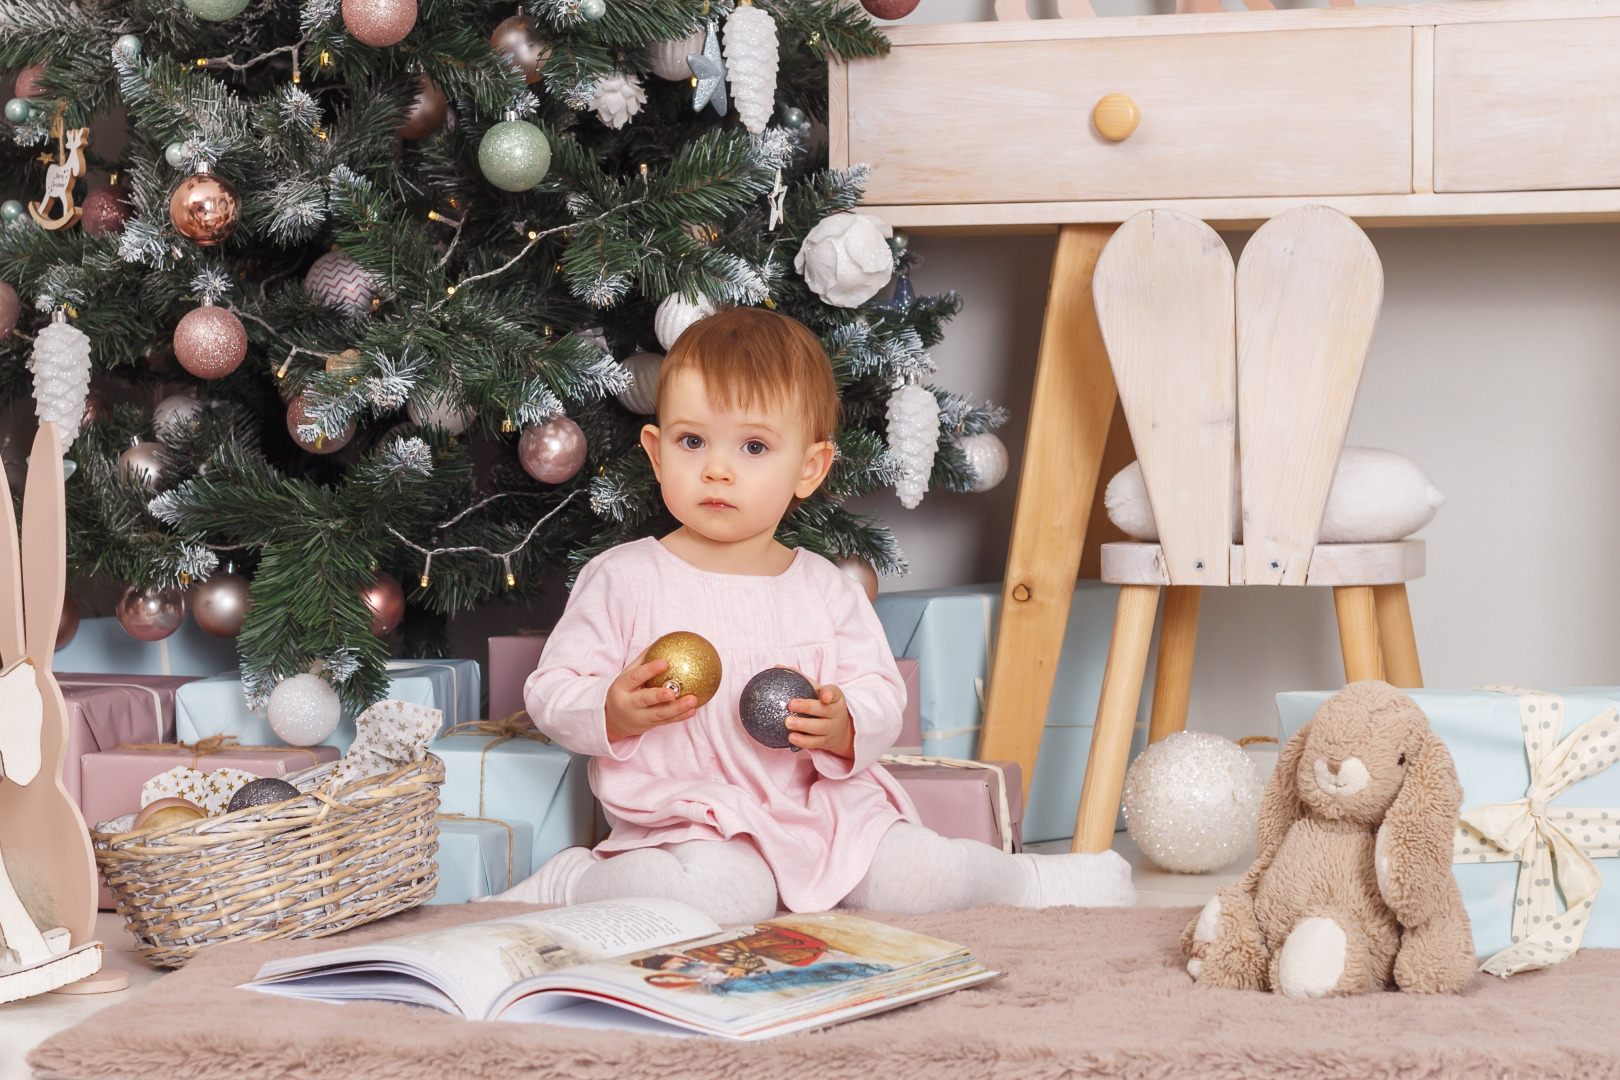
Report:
1454,687,1620,977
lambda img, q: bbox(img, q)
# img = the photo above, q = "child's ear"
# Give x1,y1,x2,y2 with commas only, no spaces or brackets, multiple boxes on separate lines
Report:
640,424,663,481
795,439,835,499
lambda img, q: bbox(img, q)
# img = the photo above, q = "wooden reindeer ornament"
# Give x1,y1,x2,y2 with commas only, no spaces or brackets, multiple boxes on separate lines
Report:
0,423,125,1000
28,116,90,232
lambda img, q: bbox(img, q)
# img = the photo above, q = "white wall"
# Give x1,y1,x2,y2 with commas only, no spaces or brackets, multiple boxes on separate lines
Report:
846,2,1620,739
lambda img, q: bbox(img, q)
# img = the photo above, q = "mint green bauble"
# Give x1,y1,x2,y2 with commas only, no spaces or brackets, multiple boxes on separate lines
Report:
184,0,251,21
477,120,550,193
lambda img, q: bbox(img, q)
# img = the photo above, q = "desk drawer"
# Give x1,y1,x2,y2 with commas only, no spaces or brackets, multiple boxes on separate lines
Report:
1435,19,1620,193
847,27,1413,206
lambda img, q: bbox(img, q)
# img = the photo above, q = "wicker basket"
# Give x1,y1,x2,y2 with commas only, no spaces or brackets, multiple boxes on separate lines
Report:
92,755,444,967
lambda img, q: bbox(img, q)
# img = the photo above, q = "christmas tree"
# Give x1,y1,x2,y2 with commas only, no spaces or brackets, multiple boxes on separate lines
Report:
0,0,1006,714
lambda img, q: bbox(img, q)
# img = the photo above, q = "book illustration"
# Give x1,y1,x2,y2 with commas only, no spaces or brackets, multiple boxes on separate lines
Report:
630,925,890,997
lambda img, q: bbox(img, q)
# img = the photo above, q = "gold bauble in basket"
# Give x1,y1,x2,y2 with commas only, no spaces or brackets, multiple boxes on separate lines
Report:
642,631,722,707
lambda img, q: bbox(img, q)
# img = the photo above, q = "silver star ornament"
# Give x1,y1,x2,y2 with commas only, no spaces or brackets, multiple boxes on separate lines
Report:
687,20,727,117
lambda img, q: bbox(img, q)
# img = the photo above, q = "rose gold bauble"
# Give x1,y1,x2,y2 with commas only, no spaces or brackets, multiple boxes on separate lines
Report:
490,15,548,84
116,583,185,642
81,183,133,237
399,75,448,139
13,63,46,100
860,0,919,18
174,304,247,379
286,391,356,454
0,282,18,340
133,797,206,831
56,594,79,650
835,557,880,603
193,568,250,637
361,571,405,635
343,0,417,47
169,170,240,245
518,417,587,483
82,387,109,426
119,440,170,489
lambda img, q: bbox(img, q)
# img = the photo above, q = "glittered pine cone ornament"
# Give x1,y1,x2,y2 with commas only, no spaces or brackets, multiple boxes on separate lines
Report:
642,631,722,708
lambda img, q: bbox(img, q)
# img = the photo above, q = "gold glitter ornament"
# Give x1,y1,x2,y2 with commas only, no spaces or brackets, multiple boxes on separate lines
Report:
642,631,722,708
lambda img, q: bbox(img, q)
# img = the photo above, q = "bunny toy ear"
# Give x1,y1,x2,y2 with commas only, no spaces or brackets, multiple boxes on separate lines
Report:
1238,720,1311,893
1377,728,1464,925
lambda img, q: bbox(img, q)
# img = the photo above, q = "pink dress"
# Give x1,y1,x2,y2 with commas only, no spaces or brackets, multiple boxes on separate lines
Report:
524,537,919,911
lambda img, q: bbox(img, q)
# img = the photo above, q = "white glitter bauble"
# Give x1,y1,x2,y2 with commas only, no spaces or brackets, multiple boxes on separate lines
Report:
616,350,663,414
654,292,716,351
407,391,471,435
647,28,705,79
304,251,375,315
28,316,93,450
267,673,342,746
795,212,894,308
958,431,1009,493
153,391,203,434
591,71,647,129
1122,731,1264,874
722,3,778,135
885,382,940,510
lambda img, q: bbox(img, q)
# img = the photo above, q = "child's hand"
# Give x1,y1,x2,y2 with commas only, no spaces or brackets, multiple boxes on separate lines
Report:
785,681,854,759
605,655,698,743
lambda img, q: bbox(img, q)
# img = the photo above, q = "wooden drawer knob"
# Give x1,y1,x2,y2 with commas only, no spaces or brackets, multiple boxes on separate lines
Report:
1093,93,1140,142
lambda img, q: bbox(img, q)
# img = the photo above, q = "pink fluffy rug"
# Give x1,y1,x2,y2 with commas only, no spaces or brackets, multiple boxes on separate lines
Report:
28,902,1620,1079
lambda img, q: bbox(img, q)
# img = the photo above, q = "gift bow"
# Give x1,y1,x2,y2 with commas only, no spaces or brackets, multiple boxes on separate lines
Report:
1453,687,1620,977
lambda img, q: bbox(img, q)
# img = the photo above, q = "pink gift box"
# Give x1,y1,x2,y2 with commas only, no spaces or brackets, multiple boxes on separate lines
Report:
490,634,548,724
57,674,197,806
893,658,921,752
885,759,1024,852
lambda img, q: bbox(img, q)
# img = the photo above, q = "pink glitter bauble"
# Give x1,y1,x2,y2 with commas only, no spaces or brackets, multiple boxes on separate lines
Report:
860,0,918,18
173,304,247,379
13,63,46,100
81,183,133,237
287,390,356,454
518,417,586,483
342,0,417,47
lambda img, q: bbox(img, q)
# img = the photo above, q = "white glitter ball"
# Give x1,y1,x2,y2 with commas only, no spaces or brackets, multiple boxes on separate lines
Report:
267,673,342,747
1122,730,1263,874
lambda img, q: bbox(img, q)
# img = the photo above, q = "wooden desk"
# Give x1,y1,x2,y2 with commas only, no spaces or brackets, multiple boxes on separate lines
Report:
830,0,1620,816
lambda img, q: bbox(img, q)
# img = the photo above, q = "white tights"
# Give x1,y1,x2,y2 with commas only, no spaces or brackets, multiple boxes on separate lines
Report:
495,823,1136,925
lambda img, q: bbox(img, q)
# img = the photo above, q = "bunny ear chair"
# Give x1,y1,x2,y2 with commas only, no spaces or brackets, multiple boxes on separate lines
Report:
0,423,127,1001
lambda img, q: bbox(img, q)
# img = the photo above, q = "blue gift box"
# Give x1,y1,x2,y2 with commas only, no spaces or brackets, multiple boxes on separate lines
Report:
430,816,535,905
430,731,596,876
1277,687,1620,957
874,583,1152,844
54,614,238,677
173,658,481,752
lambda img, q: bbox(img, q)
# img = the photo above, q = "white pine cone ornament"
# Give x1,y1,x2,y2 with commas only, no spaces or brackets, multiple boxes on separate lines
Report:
795,213,894,308
723,3,778,135
592,72,648,130
29,313,93,450
886,382,940,510
654,292,717,351
957,432,1009,493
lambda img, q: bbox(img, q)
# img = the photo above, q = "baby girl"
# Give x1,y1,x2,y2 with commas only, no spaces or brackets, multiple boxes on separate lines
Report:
498,305,1135,923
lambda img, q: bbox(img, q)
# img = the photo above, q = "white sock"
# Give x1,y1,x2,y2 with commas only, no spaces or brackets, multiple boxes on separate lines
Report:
839,823,1137,914
480,845,595,905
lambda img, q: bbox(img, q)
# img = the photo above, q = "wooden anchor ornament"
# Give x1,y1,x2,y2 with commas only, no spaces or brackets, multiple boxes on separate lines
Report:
29,117,90,231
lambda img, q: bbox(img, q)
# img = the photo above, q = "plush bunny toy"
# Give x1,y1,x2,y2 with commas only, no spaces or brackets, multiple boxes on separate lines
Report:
1182,681,1475,996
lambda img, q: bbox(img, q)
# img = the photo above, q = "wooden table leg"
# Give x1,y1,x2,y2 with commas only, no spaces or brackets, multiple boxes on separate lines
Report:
1333,585,1384,683
1373,583,1423,688
1074,583,1160,852
1148,585,1201,744
978,224,1119,799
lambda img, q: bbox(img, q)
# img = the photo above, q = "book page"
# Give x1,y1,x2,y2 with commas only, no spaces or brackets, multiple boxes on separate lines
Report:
493,912,976,1033
246,898,719,1019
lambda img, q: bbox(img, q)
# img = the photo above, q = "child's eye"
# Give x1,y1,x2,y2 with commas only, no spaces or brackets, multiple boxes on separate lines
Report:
742,440,768,456
678,434,704,450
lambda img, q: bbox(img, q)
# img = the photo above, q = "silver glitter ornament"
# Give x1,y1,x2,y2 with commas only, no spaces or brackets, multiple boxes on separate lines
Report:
226,776,299,813
687,20,727,117
739,667,815,751
1121,730,1263,874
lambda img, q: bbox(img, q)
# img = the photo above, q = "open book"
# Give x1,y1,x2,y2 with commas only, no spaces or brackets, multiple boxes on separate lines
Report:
242,898,998,1040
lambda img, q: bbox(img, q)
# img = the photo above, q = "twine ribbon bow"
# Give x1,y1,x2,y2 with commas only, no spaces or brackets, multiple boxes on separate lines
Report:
442,712,549,818
1453,687,1620,976
117,734,321,769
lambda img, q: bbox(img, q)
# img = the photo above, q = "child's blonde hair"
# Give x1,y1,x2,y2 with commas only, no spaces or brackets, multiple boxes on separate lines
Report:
657,306,840,443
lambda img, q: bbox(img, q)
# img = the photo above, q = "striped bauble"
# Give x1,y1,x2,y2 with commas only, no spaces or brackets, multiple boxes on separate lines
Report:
304,251,375,316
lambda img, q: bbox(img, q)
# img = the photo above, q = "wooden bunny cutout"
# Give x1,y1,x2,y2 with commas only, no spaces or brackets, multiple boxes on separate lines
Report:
0,423,124,1000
